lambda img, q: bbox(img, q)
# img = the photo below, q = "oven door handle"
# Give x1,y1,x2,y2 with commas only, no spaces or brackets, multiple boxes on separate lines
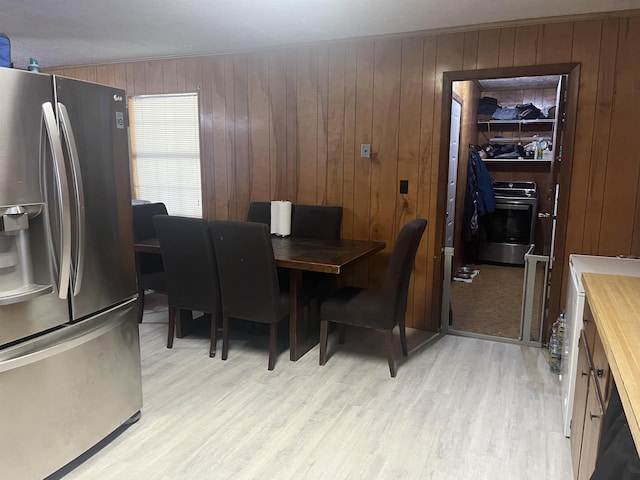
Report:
495,203,531,211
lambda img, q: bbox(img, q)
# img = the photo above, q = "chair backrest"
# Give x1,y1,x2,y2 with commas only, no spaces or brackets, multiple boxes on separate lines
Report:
246,201,272,225
382,219,428,326
291,204,343,240
153,215,221,313
133,203,167,276
209,220,282,324
133,202,168,241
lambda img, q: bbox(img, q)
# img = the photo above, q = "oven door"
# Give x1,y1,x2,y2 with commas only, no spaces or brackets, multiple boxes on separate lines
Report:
479,199,537,265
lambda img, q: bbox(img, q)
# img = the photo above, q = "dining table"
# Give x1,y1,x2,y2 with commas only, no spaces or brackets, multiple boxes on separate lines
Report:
134,235,385,361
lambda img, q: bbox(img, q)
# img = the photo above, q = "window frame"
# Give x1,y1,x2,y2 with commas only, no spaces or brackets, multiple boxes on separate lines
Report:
128,91,204,218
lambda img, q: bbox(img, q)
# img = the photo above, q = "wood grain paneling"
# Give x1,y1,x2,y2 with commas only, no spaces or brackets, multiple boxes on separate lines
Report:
513,25,539,66
397,36,425,325
598,17,640,256
564,20,603,257
413,35,438,331
268,50,288,202
212,56,230,219
370,38,402,288
326,44,346,207
581,20,618,254
498,28,516,68
351,40,375,287
52,11,640,331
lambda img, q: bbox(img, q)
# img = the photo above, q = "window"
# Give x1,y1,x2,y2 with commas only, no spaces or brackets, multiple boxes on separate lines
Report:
129,93,202,217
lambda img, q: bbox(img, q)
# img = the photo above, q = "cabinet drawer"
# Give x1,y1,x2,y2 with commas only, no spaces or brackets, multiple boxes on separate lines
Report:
583,301,596,353
571,332,591,477
591,329,611,407
577,370,605,480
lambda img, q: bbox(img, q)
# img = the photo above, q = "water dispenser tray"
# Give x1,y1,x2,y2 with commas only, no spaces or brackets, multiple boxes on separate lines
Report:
0,250,18,269
0,283,53,306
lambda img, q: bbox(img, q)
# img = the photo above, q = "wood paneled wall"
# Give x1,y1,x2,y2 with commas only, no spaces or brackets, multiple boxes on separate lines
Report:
48,13,640,331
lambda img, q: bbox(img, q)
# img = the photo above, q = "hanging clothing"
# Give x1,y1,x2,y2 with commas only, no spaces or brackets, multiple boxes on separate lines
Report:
463,149,495,241
474,151,495,216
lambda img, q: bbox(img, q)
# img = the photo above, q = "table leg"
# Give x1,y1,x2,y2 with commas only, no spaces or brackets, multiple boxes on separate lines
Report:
289,269,320,361
176,309,196,338
289,269,303,360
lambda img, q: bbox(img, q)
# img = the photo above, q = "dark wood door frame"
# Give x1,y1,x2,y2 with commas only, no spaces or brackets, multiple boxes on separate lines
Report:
437,63,581,341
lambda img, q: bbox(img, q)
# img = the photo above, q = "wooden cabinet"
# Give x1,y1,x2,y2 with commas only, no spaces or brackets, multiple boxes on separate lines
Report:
571,300,610,480
570,332,590,477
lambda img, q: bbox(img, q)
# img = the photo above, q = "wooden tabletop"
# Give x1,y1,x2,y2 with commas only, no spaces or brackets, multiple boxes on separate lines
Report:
270,236,385,274
582,273,640,453
135,236,386,274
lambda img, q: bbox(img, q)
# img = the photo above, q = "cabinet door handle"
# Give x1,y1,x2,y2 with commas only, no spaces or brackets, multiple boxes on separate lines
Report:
581,370,589,377
590,412,601,421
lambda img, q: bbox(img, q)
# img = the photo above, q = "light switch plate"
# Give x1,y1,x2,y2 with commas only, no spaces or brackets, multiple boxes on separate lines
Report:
360,144,371,158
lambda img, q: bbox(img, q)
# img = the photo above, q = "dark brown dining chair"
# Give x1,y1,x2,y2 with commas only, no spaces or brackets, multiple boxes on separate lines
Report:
291,204,343,240
319,218,427,377
209,220,290,370
246,201,272,225
290,204,344,315
153,215,222,357
132,202,168,323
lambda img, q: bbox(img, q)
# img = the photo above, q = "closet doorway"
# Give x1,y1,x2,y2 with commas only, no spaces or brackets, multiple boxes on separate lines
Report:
439,64,579,346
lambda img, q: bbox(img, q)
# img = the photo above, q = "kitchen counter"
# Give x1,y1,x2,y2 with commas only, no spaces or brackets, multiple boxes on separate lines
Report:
582,272,640,454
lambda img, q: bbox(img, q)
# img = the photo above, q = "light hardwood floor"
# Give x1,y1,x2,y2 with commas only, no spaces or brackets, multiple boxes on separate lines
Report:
54,293,573,480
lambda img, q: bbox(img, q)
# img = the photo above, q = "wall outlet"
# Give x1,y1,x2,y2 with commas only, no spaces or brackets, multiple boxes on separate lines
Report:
360,144,371,158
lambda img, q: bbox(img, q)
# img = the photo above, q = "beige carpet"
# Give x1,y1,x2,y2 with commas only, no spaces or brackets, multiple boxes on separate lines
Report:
450,263,544,341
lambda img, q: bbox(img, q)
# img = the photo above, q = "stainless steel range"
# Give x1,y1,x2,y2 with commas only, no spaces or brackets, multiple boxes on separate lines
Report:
478,181,538,266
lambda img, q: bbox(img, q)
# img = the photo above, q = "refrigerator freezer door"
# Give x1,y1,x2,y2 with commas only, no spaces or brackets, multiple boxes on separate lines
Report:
0,69,70,345
0,69,52,206
54,77,137,320
0,299,142,480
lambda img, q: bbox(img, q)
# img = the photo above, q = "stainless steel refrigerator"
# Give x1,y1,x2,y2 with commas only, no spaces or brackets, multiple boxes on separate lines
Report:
0,68,142,479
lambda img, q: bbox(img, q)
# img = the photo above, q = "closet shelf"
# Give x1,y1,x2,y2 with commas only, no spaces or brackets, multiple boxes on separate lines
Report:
478,119,555,125
489,136,552,144
484,158,552,162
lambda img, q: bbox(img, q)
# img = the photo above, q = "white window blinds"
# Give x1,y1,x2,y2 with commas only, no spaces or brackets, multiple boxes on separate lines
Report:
129,93,202,217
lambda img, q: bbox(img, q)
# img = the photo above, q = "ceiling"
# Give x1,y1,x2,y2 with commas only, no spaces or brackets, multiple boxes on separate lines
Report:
477,75,562,90
1,0,638,69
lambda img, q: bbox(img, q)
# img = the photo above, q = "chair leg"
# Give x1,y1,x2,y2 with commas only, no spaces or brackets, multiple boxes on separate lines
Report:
268,323,278,371
399,322,408,357
209,312,218,358
338,324,347,344
137,288,145,323
319,320,329,366
222,316,229,361
167,306,175,349
384,329,397,378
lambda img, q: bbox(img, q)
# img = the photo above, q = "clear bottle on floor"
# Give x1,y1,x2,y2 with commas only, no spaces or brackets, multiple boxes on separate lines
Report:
549,317,561,374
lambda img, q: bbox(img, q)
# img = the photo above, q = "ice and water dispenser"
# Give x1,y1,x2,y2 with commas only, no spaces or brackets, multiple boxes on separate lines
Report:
0,203,53,306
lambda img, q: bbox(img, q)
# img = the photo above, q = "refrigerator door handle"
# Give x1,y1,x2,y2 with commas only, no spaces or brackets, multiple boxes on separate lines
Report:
41,102,72,300
57,102,85,296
